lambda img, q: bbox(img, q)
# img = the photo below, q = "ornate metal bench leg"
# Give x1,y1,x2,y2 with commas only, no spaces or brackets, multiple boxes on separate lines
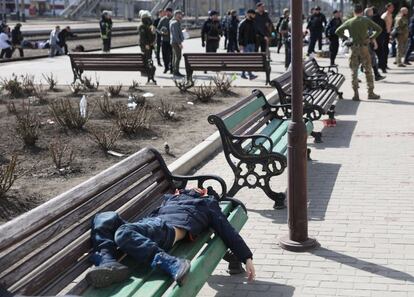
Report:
223,250,245,275
261,181,286,209
327,105,336,120
311,131,323,143
338,91,343,99
227,182,242,198
307,148,312,161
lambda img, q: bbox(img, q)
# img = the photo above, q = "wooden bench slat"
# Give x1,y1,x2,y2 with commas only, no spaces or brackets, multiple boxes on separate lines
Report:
223,96,266,131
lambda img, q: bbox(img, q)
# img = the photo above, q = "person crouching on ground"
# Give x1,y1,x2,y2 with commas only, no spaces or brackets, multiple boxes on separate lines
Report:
335,4,382,101
85,188,255,288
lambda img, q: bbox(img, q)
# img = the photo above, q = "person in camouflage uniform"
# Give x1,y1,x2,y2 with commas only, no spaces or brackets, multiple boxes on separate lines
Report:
139,13,156,64
394,7,409,67
336,4,382,101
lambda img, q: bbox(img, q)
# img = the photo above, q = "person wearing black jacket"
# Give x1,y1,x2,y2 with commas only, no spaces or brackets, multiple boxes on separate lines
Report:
201,10,222,53
11,23,23,57
85,188,255,288
238,9,258,79
157,8,173,73
325,10,342,65
58,26,76,55
404,14,414,65
255,2,272,57
227,10,239,52
372,7,387,73
153,9,164,67
307,6,327,55
100,11,113,53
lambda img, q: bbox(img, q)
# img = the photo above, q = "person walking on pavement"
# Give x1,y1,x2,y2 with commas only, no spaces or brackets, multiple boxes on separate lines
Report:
49,25,62,57
158,8,173,73
393,7,409,67
238,9,258,80
170,10,185,77
404,12,414,65
275,8,289,54
364,7,385,81
153,9,164,67
372,7,387,74
58,26,76,55
0,25,12,59
139,11,156,74
201,10,222,53
227,10,239,53
381,3,394,71
11,23,23,57
279,10,291,70
335,4,382,101
100,11,113,53
255,2,272,59
222,10,231,50
307,6,327,55
325,10,342,66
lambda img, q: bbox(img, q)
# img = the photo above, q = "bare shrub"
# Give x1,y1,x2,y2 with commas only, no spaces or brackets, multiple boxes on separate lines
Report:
128,80,142,92
115,104,151,136
0,155,18,198
42,73,58,91
21,74,36,96
174,79,194,93
49,98,90,130
213,73,233,95
157,99,179,121
0,74,24,98
89,125,121,152
106,84,123,97
6,101,18,115
15,103,40,147
70,82,83,95
189,82,217,103
97,93,122,118
83,74,100,91
49,139,75,170
32,84,48,104
129,93,146,106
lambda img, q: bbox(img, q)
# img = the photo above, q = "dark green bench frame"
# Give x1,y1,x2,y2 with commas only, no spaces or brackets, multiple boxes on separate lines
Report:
208,89,314,209
69,53,157,84
0,148,247,297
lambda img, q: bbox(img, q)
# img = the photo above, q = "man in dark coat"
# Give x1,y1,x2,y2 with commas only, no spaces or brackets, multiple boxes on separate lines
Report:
372,7,387,73
404,13,414,65
11,23,24,57
255,2,272,58
157,8,173,73
227,10,239,52
100,11,113,53
85,188,256,288
238,9,258,79
58,26,76,55
201,10,222,53
325,10,342,65
307,6,327,55
153,9,164,66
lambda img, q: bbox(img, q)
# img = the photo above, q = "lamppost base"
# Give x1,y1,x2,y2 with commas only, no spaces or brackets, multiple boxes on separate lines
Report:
278,235,319,252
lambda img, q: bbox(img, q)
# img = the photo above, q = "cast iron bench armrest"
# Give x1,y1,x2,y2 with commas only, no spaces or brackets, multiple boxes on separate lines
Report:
230,133,274,156
171,174,227,199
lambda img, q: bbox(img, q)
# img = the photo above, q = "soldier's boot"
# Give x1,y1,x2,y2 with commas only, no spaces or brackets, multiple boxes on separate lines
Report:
352,89,360,101
368,89,380,100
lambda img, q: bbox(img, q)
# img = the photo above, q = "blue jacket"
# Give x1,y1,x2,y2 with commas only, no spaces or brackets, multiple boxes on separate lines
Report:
149,190,253,263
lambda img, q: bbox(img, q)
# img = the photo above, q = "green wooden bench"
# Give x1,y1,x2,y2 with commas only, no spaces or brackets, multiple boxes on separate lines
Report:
208,89,314,209
0,148,247,297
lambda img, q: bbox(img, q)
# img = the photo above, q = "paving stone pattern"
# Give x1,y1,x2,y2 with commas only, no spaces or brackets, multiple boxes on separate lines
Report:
195,54,414,296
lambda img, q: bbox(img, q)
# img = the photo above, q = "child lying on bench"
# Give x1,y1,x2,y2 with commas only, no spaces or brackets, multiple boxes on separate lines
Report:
86,188,255,288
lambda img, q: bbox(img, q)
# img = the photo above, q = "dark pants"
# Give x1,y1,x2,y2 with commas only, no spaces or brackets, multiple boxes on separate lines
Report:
12,46,24,57
156,35,162,63
102,38,111,52
61,43,69,55
375,39,387,70
405,35,414,63
224,31,228,49
284,40,291,70
308,31,323,54
383,34,390,68
0,47,12,59
162,41,172,71
391,39,396,57
92,211,176,264
206,40,219,53
329,36,339,65
172,43,182,74
227,36,238,52
369,44,380,77
277,34,283,53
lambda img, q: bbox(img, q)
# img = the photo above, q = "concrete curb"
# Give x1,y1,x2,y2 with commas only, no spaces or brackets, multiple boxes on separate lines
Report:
168,88,279,175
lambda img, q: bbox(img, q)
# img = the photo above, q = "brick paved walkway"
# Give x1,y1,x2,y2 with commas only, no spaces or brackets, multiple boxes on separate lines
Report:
196,54,414,296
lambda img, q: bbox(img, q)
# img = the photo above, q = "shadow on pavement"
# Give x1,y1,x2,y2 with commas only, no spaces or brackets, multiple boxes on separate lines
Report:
312,120,357,149
382,80,414,85
246,207,288,225
312,247,414,283
334,99,360,116
361,98,414,106
308,162,341,221
206,274,295,297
